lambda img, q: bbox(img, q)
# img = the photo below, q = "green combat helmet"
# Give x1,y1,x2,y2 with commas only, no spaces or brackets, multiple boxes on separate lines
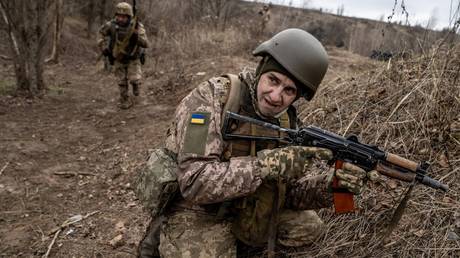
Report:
115,2,134,17
253,28,328,100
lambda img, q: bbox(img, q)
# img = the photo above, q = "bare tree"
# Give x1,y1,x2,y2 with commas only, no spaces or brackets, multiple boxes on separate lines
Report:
98,0,111,25
86,0,96,39
0,0,54,96
46,0,63,64
336,4,345,16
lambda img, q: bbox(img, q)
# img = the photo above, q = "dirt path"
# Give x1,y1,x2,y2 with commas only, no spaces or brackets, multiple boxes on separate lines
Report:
0,60,177,257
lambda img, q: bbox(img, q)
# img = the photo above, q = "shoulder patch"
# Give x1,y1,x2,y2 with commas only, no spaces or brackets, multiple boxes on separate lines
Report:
183,112,211,155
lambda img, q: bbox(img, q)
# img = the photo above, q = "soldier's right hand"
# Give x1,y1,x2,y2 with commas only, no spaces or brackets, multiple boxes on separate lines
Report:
257,146,333,181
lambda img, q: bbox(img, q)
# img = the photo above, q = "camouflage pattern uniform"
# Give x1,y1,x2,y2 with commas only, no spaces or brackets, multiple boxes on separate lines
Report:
158,70,334,257
258,5,271,35
97,5,149,109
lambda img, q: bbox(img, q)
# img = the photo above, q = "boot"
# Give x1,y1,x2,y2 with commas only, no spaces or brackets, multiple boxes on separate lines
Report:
118,84,132,109
119,97,132,109
132,83,140,96
132,83,147,106
138,215,165,258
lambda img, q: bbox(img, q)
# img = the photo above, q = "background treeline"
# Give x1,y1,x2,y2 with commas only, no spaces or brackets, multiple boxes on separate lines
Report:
0,0,459,96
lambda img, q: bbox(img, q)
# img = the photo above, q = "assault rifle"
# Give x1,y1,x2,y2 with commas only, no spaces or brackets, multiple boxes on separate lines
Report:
102,36,115,65
222,111,448,213
127,0,146,64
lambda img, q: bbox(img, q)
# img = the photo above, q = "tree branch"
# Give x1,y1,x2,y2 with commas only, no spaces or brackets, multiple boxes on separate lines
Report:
0,55,11,61
0,1,20,58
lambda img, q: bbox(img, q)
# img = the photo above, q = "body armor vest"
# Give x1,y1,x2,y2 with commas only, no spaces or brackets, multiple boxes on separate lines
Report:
220,74,298,246
108,20,139,61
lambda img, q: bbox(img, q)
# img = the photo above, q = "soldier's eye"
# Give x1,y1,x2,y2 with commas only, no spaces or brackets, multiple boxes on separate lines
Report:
268,75,279,85
285,86,297,96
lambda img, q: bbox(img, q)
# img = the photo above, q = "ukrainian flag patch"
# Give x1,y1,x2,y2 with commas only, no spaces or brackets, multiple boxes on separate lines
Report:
184,112,210,155
191,113,206,125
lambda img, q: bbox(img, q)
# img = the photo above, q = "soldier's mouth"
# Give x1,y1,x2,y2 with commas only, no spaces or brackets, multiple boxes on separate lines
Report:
264,98,281,108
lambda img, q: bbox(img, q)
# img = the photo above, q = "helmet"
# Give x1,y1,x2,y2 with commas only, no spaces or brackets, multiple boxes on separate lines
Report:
115,2,133,17
253,28,328,100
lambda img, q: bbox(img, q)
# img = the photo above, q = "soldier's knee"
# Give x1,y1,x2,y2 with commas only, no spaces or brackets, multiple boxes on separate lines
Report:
278,210,325,247
130,79,141,86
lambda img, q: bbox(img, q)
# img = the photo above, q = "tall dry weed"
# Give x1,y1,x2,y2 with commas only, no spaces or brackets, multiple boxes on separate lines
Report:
296,41,460,257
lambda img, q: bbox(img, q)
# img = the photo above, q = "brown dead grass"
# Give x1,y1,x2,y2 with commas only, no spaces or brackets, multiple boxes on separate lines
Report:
297,40,460,257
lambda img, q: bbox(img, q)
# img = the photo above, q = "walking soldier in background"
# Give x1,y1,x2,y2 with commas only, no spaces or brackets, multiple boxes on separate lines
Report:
97,1,149,109
258,4,271,35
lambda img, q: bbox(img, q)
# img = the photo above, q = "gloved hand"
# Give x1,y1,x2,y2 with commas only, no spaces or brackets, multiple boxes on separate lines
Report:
102,48,111,57
286,174,333,210
329,162,380,194
257,146,333,181
129,32,139,45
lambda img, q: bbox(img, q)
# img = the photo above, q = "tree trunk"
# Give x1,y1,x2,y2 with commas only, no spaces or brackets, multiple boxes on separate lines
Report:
0,2,19,58
0,0,53,96
0,0,31,95
34,0,52,92
46,0,63,64
99,0,108,24
87,0,96,39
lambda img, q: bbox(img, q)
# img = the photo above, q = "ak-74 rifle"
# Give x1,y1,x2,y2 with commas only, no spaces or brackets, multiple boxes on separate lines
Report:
127,0,145,64
222,111,448,214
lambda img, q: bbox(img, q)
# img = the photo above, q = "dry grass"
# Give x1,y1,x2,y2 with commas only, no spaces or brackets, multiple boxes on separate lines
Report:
296,40,460,257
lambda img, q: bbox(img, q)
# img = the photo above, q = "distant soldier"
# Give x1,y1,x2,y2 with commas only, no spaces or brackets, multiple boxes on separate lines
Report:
258,4,271,35
97,2,149,109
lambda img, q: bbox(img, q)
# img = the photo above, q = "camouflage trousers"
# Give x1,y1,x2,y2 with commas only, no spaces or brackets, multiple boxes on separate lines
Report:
114,59,142,102
158,209,324,257
114,59,142,86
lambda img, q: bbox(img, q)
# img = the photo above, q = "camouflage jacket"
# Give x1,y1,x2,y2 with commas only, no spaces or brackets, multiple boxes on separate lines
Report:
97,19,149,59
165,71,333,209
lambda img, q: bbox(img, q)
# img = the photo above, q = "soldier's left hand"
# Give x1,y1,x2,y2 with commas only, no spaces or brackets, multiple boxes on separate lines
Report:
331,163,380,195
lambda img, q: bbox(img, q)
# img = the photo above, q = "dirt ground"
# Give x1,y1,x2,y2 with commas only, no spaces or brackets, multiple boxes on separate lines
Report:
0,38,375,257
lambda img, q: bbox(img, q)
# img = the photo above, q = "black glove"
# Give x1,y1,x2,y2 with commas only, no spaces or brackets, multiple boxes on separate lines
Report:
140,52,146,65
129,33,139,46
102,48,111,57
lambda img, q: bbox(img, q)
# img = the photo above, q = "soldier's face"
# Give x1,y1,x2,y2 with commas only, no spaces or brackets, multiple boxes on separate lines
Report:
256,71,297,117
115,14,130,26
